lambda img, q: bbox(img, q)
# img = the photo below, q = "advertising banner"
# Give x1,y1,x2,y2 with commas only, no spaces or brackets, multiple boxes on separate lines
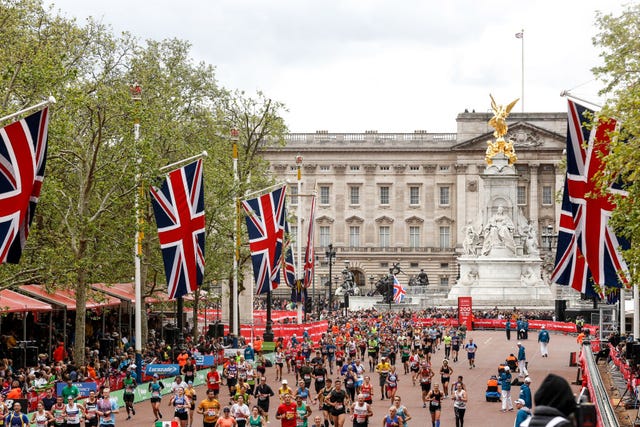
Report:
194,355,216,366
55,382,97,398
145,364,181,376
458,297,473,330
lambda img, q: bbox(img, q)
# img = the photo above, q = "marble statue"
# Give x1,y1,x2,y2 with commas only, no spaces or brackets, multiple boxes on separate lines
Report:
522,221,540,256
462,221,478,256
481,206,516,255
520,267,539,286
460,269,479,286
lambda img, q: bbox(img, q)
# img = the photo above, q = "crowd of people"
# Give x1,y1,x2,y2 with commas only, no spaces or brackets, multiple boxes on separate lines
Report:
0,307,584,427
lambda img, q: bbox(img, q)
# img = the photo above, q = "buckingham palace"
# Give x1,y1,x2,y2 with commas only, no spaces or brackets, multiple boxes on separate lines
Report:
262,110,568,303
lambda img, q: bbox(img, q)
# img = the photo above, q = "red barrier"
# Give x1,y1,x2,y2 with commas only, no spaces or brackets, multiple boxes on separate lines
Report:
221,320,329,343
470,318,589,334
413,318,459,327
199,309,299,325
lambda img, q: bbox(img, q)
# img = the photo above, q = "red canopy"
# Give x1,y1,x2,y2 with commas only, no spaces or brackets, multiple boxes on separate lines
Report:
19,284,120,310
0,289,52,313
91,283,136,303
90,283,194,304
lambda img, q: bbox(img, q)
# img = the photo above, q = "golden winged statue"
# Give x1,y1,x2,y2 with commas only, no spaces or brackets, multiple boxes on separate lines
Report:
486,94,519,165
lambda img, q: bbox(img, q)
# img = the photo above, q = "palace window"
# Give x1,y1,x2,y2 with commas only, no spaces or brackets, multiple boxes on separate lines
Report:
409,186,420,205
379,226,390,248
319,186,330,204
380,186,390,205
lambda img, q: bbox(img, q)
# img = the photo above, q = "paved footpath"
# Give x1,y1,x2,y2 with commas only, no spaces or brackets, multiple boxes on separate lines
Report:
121,330,582,427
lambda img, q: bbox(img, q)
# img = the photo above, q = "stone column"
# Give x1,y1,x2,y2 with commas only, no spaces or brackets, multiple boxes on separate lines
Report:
455,164,468,251
529,163,539,226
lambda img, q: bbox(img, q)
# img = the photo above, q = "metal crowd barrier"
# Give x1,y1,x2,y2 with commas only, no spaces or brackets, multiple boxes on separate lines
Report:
582,341,619,427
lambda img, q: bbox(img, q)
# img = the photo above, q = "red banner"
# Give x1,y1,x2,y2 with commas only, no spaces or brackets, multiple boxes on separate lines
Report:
219,320,328,344
458,297,473,330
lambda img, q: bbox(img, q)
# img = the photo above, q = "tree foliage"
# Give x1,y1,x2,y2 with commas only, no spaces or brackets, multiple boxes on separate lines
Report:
592,3,640,282
0,0,288,361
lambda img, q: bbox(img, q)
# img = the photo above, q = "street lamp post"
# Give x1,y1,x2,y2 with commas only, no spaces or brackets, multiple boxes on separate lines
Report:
369,275,375,294
325,244,336,313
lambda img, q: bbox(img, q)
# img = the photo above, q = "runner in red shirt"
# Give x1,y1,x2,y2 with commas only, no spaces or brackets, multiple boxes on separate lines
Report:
275,393,297,427
206,366,221,398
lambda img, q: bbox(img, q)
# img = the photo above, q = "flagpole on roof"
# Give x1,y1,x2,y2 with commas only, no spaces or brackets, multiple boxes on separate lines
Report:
517,29,524,112
0,96,56,124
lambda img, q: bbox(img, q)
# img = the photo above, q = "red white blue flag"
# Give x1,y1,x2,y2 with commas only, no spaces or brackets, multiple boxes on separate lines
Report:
242,185,287,294
303,195,316,288
150,159,205,300
0,107,50,264
551,100,629,299
392,275,406,303
282,217,296,288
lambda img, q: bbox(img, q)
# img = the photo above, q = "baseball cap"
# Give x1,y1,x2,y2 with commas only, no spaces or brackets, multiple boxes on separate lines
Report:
188,381,193,385
515,399,525,405
517,342,522,345
504,366,510,371
524,377,531,383
153,374,159,378
282,379,288,384
223,407,230,412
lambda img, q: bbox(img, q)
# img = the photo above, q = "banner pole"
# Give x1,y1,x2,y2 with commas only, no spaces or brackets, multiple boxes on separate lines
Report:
0,96,56,124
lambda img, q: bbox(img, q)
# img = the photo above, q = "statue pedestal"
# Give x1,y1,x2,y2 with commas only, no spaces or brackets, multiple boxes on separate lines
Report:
448,254,554,307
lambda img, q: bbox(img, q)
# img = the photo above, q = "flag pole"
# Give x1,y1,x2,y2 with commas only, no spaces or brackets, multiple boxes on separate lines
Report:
159,151,208,172
296,155,303,325
131,83,144,380
243,181,290,200
0,96,56,124
560,90,602,109
232,129,240,341
520,29,524,112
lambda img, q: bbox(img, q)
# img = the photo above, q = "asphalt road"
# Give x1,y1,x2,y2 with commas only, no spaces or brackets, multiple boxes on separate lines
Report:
121,330,582,427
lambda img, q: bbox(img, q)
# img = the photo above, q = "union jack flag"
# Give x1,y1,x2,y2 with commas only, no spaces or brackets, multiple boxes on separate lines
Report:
0,107,50,264
551,100,629,298
242,185,287,294
149,159,205,300
303,195,316,288
282,216,296,288
392,275,406,303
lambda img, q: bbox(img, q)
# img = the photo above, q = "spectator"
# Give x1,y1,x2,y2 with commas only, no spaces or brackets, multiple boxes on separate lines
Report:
520,374,575,427
53,342,67,363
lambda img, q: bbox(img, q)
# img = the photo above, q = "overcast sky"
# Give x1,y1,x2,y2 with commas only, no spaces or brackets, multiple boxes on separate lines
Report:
46,0,622,133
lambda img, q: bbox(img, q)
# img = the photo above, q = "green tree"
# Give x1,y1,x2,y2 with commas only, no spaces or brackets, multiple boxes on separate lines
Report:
0,0,288,358
212,90,288,334
592,3,640,283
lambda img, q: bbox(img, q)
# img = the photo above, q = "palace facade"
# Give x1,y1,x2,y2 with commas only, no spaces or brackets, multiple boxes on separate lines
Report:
262,111,567,302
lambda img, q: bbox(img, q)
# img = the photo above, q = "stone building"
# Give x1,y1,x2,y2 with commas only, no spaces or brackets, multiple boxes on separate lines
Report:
261,111,568,305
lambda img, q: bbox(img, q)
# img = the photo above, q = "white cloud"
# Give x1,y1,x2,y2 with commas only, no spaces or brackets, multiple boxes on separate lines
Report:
46,0,623,132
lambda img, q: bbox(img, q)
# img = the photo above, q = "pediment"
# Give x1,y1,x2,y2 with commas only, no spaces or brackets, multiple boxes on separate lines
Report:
345,215,365,224
435,215,454,225
405,215,424,224
316,215,334,224
453,122,565,151
375,215,394,224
